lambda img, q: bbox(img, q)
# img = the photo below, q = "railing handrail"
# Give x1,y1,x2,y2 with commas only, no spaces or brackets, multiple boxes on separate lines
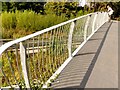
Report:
0,12,95,55
0,11,109,88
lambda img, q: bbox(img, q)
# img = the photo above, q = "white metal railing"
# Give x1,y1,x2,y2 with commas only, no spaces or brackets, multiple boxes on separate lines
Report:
0,12,109,89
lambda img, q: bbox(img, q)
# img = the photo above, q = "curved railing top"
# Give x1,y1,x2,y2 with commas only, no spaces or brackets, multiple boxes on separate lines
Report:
0,11,109,88
0,12,96,55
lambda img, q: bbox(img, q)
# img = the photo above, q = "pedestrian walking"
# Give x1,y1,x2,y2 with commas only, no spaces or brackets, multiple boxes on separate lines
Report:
107,5,114,22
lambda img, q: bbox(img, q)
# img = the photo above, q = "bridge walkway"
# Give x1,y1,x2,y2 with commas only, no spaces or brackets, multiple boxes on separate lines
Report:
51,21,118,89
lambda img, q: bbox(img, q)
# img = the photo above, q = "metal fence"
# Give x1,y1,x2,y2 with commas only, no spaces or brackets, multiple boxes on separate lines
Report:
0,12,109,89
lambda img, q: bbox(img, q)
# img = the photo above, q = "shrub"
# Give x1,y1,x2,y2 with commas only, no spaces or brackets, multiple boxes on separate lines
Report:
1,9,87,39
1,10,67,39
2,11,16,29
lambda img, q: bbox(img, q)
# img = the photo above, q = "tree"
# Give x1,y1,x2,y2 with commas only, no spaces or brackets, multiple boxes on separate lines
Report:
44,2,81,18
2,2,46,14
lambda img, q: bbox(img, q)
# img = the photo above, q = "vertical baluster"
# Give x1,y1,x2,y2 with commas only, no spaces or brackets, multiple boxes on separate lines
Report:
56,28,59,68
15,44,23,83
102,12,104,25
42,35,44,73
51,30,55,71
6,50,20,88
27,39,32,86
0,68,12,88
45,32,49,79
52,29,56,70
63,25,66,60
54,29,56,69
20,42,30,88
84,15,90,41
99,12,102,26
32,38,35,78
82,17,87,40
37,36,41,77
92,13,98,33
68,21,75,58
103,12,106,24
63,24,67,60
59,26,62,65
32,37,38,80
39,35,42,81
57,27,60,67
61,26,64,64
97,12,100,28
55,28,57,68
65,24,70,59
48,31,52,74
81,18,84,42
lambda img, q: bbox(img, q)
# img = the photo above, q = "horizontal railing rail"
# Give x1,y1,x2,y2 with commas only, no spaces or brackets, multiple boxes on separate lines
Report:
0,12,109,89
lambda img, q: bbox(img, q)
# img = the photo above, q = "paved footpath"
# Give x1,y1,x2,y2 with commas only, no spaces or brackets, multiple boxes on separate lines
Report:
51,21,118,89
86,21,118,88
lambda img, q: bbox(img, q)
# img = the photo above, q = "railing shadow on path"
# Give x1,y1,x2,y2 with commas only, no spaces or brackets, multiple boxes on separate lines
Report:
62,21,113,89
0,12,110,89
79,22,113,88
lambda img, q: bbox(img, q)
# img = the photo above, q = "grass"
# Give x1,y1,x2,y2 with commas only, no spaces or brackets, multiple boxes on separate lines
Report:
1,10,68,39
1,23,70,88
1,46,68,88
1,9,86,39
0,9,87,88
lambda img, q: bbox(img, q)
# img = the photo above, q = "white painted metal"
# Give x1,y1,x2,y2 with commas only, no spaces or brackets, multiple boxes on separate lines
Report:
20,42,30,88
42,56,72,88
92,13,98,33
42,12,109,88
0,12,109,88
0,13,94,56
68,21,75,58
84,15,90,41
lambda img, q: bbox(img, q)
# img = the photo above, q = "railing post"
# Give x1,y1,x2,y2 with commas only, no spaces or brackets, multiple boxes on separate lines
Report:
84,15,90,41
102,12,106,24
92,13,98,33
20,42,30,88
99,12,103,26
105,12,109,22
68,21,75,58
96,12,99,29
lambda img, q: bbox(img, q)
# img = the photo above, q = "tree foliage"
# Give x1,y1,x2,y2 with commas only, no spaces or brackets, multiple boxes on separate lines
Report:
2,2,46,14
44,2,78,17
91,2,120,18
1,1,120,39
2,2,88,17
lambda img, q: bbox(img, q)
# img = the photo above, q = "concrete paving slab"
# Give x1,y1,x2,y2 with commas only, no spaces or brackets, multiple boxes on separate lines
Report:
85,21,118,88
51,21,114,89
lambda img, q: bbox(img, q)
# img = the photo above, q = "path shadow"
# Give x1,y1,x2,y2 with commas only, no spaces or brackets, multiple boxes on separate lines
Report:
53,22,113,90
79,21,113,88
61,22,113,89
74,52,96,57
